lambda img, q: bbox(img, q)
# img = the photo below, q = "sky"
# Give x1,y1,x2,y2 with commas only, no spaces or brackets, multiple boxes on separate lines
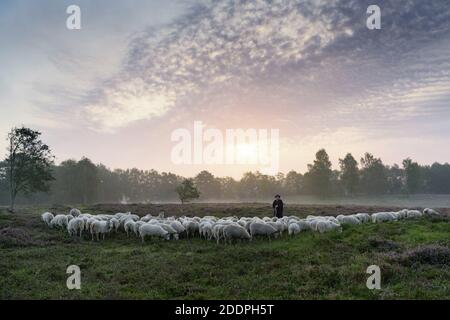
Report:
1,0,450,179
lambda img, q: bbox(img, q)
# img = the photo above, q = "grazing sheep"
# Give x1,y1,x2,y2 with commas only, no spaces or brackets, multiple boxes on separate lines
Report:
355,213,371,223
110,218,120,232
41,212,54,227
69,208,82,217
50,215,69,229
124,219,136,237
159,224,179,240
223,224,251,243
249,222,279,239
288,223,301,236
184,221,199,238
139,224,170,242
423,208,441,216
316,220,342,233
406,210,423,219
67,218,85,237
337,215,361,225
90,220,111,241
133,221,146,236
371,212,396,223
170,221,186,235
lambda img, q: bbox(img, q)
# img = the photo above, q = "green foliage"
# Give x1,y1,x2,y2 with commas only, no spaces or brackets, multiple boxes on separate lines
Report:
2,127,54,210
360,153,388,195
304,149,333,197
176,179,200,204
339,153,359,196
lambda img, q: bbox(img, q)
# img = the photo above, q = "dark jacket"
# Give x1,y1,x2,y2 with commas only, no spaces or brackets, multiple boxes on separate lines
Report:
272,199,284,218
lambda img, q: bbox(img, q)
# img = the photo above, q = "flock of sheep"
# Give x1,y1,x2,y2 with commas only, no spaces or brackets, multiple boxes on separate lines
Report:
40,208,442,244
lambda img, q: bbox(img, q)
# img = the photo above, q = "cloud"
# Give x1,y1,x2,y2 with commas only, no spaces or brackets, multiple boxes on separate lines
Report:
83,0,356,131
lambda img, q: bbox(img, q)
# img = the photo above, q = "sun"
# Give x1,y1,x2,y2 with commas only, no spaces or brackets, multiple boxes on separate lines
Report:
236,143,258,163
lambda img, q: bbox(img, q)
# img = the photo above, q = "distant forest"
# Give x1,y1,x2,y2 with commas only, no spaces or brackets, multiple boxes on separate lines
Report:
1,148,449,205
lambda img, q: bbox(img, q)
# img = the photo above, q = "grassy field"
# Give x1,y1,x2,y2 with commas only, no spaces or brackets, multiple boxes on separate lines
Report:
0,203,449,300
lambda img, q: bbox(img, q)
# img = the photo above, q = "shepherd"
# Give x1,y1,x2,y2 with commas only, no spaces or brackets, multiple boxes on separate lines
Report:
272,194,284,218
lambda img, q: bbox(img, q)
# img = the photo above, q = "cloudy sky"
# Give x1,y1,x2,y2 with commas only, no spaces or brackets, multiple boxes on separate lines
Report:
1,0,450,178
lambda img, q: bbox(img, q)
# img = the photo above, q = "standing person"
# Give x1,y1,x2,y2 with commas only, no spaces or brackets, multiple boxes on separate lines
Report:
272,194,284,218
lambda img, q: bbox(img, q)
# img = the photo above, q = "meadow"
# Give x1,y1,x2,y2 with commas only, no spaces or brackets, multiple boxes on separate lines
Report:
0,203,449,300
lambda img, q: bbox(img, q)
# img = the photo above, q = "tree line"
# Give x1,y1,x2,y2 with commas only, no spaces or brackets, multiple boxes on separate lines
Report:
1,127,450,208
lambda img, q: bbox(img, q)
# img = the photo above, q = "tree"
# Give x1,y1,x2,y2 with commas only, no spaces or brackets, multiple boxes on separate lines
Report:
339,153,359,196
176,179,200,204
284,170,303,195
402,158,421,194
304,149,332,197
194,170,221,200
360,153,387,195
2,127,54,211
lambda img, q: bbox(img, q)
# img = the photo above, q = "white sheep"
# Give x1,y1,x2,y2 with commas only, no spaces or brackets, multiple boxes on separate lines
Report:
67,217,85,237
41,212,54,227
423,208,441,216
90,220,111,241
159,224,179,240
337,215,361,225
406,210,423,219
133,221,146,236
316,220,342,233
110,218,120,232
139,224,170,242
371,212,396,223
223,224,251,243
124,219,136,237
69,208,82,217
355,213,371,223
249,222,279,239
50,215,69,229
288,223,301,236
184,221,199,238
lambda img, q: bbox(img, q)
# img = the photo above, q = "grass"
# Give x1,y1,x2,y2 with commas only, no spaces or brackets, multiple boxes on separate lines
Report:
0,203,449,300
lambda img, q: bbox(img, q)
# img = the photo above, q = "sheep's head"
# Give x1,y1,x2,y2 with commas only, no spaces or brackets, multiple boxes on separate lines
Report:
164,233,171,241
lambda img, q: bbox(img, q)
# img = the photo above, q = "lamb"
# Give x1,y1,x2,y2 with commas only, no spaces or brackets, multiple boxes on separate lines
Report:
67,217,85,237
337,215,361,225
90,220,111,241
69,208,82,217
223,224,251,243
50,214,69,229
249,222,279,239
41,212,54,227
139,224,170,242
423,208,441,216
